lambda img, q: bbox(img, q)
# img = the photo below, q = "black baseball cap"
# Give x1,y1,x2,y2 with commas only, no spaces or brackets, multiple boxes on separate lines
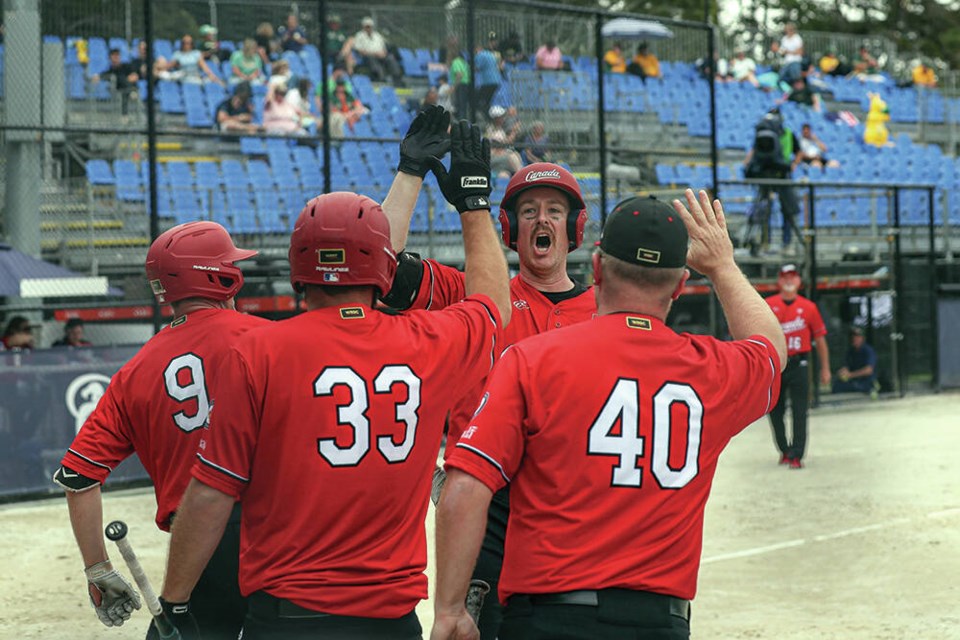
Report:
599,196,688,268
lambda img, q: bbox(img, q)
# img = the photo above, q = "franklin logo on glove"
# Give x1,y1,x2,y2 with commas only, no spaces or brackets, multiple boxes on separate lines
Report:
461,176,489,188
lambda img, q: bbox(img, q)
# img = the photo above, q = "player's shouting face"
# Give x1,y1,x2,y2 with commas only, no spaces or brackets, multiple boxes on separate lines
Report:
516,186,571,277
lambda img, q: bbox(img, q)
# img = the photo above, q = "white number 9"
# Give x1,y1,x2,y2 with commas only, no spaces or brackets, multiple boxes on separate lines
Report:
163,353,210,433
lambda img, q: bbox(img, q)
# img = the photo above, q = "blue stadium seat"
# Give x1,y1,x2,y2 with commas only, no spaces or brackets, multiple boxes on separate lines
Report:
86,160,114,185
240,137,266,155
195,162,222,190
186,100,214,128
166,161,193,189
114,160,143,202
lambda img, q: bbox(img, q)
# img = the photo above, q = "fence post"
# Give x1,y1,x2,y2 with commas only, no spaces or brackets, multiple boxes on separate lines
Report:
892,186,905,396
928,185,938,389
594,11,607,224
143,0,161,334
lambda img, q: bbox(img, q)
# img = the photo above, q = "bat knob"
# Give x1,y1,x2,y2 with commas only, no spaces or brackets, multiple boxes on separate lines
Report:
105,520,128,541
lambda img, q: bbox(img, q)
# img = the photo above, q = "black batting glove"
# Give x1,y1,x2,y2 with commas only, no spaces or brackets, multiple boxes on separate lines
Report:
145,598,200,640
398,105,452,178
427,120,492,214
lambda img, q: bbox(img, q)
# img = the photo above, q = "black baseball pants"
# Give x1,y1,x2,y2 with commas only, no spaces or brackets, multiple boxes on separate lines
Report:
769,355,810,460
500,589,690,640
473,486,510,640
190,502,246,639
242,591,421,639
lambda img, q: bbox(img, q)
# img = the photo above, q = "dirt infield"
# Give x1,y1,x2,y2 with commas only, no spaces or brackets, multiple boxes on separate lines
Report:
2,393,958,639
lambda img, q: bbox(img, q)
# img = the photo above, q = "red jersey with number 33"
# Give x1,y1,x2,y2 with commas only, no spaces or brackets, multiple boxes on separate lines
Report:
765,294,826,356
446,314,781,602
61,308,269,530
411,259,595,452
191,299,501,618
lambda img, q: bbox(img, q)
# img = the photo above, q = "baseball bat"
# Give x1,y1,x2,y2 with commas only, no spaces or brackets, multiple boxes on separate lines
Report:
104,520,181,640
465,579,490,625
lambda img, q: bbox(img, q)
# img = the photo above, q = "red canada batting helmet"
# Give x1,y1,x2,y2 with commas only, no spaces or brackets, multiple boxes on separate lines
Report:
145,221,257,304
288,192,397,297
498,163,587,252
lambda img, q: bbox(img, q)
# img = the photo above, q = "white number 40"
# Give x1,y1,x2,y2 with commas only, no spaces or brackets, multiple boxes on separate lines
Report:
588,379,703,489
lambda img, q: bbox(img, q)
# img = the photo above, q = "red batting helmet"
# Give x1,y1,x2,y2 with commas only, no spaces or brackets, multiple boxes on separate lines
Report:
145,221,257,304
288,192,397,297
498,163,587,252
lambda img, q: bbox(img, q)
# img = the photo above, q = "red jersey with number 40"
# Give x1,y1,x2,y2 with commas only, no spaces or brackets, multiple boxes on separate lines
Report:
411,259,596,451
192,298,501,618
446,314,781,602
765,294,826,356
61,308,269,530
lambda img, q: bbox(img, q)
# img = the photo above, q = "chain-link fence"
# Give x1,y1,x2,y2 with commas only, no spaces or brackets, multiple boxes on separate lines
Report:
1,0,954,409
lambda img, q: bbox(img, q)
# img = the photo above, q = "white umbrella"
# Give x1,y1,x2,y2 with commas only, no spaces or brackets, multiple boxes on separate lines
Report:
601,18,674,41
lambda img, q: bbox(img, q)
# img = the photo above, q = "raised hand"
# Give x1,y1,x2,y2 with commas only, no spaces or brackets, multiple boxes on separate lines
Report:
671,188,734,277
427,120,492,214
398,105,452,178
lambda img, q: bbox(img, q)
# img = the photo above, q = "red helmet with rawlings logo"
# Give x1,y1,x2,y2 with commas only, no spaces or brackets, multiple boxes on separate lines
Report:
498,163,587,252
289,192,397,297
145,221,257,304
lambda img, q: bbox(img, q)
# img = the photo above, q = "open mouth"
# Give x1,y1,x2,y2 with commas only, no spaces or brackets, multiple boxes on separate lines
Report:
534,234,552,253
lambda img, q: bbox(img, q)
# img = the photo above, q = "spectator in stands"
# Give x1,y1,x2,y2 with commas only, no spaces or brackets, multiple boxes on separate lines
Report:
199,24,225,65
604,42,627,73
278,13,308,54
269,59,291,89
786,78,822,112
798,123,839,169
421,86,439,109
92,48,138,90
436,77,453,112
230,38,264,86
731,49,760,86
818,49,852,77
486,105,523,177
534,38,564,71
499,30,524,65
448,47,471,116
263,79,306,135
216,81,260,133
475,40,502,117
854,45,879,76
628,42,661,80
521,120,550,164
325,14,352,73
318,67,367,134
912,60,938,88
287,77,316,128
771,22,804,67
157,34,224,85
2,316,35,351
352,17,404,86
255,22,279,66
832,327,878,396
128,40,155,83
52,319,92,348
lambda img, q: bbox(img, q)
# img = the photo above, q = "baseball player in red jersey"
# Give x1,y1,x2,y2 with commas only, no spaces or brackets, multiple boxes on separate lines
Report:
380,106,597,638
765,264,830,468
431,190,786,640
53,221,267,638
157,123,511,640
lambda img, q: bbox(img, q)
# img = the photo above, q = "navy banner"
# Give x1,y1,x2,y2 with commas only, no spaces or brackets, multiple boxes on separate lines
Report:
0,346,147,499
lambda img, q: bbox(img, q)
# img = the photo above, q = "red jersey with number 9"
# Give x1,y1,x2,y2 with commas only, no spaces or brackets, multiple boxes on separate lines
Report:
765,294,826,356
191,298,501,618
61,308,269,530
445,313,781,602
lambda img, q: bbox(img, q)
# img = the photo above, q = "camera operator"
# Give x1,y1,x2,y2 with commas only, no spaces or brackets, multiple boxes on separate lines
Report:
743,109,802,255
